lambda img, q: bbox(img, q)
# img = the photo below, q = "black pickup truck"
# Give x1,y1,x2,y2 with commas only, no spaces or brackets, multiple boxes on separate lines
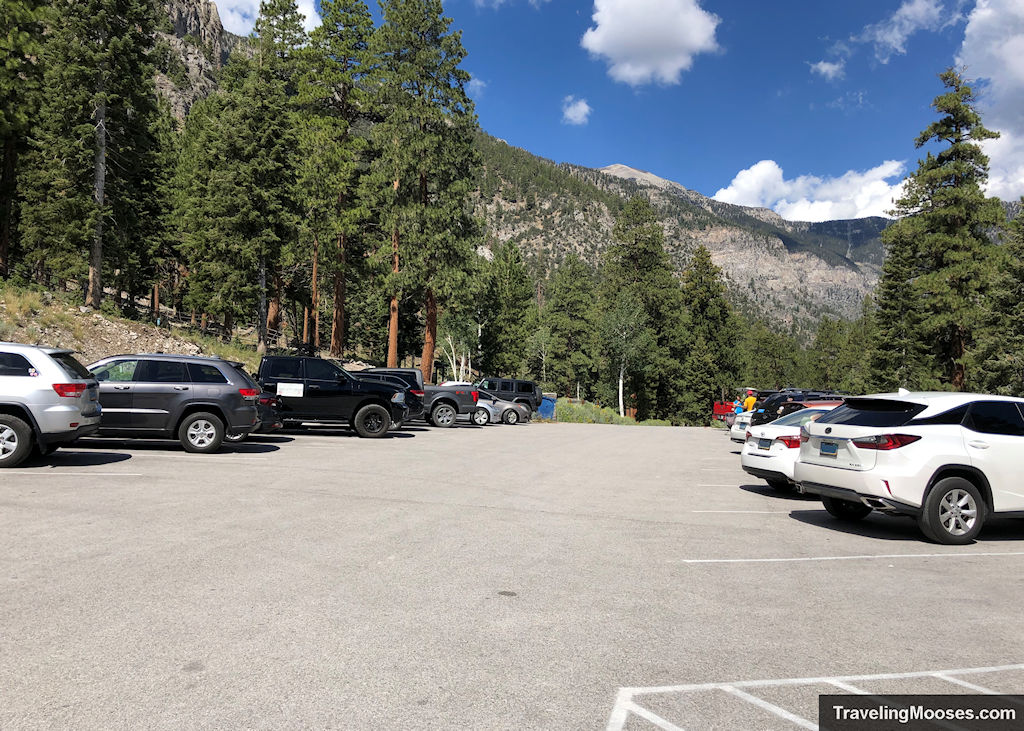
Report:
256,356,408,438
363,367,479,428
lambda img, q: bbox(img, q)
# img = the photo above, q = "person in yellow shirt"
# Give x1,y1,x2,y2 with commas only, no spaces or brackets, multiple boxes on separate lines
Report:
742,390,757,412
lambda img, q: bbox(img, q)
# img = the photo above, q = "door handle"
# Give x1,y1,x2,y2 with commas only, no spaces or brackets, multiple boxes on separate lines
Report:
967,440,990,450
113,385,131,391
173,386,190,391
308,384,320,390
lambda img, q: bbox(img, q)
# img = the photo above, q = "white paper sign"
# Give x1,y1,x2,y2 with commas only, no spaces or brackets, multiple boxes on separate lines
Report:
277,382,304,398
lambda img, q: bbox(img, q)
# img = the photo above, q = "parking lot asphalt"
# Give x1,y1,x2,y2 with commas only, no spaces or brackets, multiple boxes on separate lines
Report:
3,422,1024,730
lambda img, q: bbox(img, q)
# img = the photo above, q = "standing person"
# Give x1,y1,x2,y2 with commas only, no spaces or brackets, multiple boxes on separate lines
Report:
732,396,743,414
742,390,757,412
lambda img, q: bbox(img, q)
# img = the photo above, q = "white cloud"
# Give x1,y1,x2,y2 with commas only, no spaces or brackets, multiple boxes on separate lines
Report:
713,159,907,222
218,1,320,36
809,59,845,81
580,0,719,86
856,0,945,63
957,0,1024,200
561,96,592,125
467,77,488,97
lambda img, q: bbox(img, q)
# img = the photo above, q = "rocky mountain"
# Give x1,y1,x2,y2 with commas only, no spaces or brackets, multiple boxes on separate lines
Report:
474,134,888,334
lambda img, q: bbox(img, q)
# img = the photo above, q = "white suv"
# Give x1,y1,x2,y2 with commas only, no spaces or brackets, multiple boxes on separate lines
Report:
794,392,1024,544
0,342,101,467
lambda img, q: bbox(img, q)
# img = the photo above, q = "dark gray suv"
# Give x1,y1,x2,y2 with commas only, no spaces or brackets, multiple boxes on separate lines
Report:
87,354,259,453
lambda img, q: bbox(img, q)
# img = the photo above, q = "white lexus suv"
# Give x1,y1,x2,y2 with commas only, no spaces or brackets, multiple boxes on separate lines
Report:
794,392,1024,545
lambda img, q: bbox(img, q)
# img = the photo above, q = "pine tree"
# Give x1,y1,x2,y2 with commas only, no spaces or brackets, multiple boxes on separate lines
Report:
543,254,599,398
880,68,1005,389
973,207,1024,394
681,244,736,398
366,0,479,377
599,196,689,420
297,0,373,356
19,0,160,305
0,0,47,277
479,241,533,375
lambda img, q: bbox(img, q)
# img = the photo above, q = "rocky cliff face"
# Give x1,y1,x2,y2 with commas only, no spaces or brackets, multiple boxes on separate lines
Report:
156,0,246,119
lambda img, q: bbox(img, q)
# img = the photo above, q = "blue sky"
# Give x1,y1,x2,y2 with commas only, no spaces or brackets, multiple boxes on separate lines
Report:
220,0,1024,221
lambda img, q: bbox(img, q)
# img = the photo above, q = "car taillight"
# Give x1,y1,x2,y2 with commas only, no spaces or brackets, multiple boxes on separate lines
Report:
471,390,479,403
745,430,752,440
800,429,809,444
410,389,424,397
779,436,802,449
852,434,921,450
53,383,87,398
239,388,259,399
258,396,276,405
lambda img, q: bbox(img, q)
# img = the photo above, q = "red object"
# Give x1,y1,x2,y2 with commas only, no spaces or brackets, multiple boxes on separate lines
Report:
410,389,425,397
851,434,922,450
778,435,802,449
238,388,259,398
471,390,479,403
52,383,87,398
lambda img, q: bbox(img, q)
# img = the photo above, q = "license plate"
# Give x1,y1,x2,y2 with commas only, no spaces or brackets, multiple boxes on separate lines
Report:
758,438,772,450
820,441,839,456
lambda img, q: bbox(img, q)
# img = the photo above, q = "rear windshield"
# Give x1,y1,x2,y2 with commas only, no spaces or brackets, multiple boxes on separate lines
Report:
773,408,830,427
51,352,93,380
815,398,927,428
231,365,258,389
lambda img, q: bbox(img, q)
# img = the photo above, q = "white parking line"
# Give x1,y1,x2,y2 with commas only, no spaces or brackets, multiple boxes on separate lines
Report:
681,551,1024,564
608,663,1024,731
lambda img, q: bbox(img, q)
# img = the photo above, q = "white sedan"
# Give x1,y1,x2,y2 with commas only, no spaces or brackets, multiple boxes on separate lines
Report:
729,411,754,443
740,407,836,490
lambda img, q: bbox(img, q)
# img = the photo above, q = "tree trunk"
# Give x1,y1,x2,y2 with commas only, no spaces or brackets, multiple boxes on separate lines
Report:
86,81,107,309
311,230,320,350
329,233,346,357
152,284,159,323
190,309,197,327
257,259,268,355
267,268,283,333
200,312,207,333
421,288,437,384
302,306,310,347
0,137,17,278
224,310,233,341
618,365,625,418
386,178,401,368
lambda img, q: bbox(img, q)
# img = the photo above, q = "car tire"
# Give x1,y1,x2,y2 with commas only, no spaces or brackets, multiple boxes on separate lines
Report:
223,432,247,444
822,495,872,521
0,415,34,468
354,404,390,438
503,409,520,425
918,477,986,545
179,412,225,454
767,479,792,492
472,408,490,426
431,403,456,428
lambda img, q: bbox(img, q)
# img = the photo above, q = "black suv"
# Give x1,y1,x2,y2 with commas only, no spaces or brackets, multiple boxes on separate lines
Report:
256,356,407,438
88,354,259,453
478,377,542,412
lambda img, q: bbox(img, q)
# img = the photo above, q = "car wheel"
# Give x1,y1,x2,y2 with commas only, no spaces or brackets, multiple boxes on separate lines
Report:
179,412,225,453
822,495,872,521
766,479,792,492
0,415,33,468
473,408,490,426
918,477,985,545
431,403,456,428
354,404,390,438
224,432,247,444
503,409,520,425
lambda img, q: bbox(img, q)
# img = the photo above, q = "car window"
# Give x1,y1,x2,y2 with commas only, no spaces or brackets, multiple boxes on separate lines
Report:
305,358,340,381
480,379,498,391
231,365,259,389
51,353,92,380
92,359,139,383
910,404,968,426
500,381,514,391
964,401,1024,437
815,398,927,427
0,352,35,377
266,359,302,380
773,409,827,427
137,360,188,383
517,382,534,393
188,362,229,384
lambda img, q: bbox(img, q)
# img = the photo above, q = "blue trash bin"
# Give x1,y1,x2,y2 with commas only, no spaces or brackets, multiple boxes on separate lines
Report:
537,396,556,420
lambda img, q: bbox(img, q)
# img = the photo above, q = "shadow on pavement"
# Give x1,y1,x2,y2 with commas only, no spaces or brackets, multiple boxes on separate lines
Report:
282,427,414,439
791,509,1024,543
738,483,819,502
23,450,133,467
75,438,284,453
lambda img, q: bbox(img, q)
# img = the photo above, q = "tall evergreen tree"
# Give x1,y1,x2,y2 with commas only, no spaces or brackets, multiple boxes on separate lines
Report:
878,67,1005,389
297,0,373,356
681,244,736,398
479,241,533,376
366,0,479,377
19,0,160,305
0,0,47,277
543,254,598,398
974,207,1024,394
